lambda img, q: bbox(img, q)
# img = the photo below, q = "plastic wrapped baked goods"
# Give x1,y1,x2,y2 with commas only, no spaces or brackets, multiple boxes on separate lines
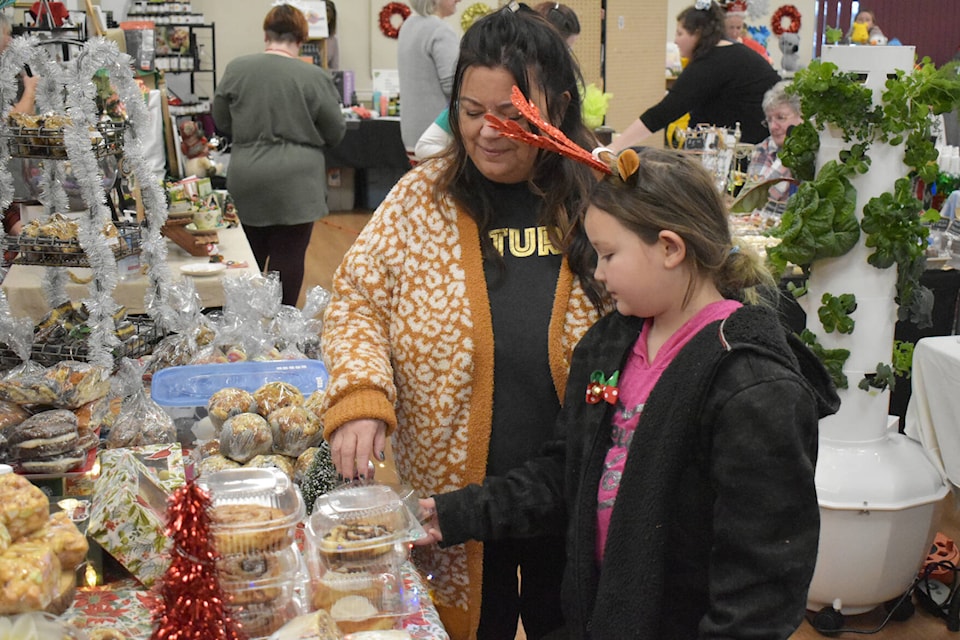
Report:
303,388,325,422
268,405,321,457
210,503,294,554
22,511,89,569
254,381,304,417
0,541,61,614
208,387,258,430
218,552,286,604
6,409,79,462
230,594,302,638
201,468,305,555
245,454,295,479
105,361,176,449
0,402,29,433
219,413,273,464
73,396,121,438
0,472,51,540
198,453,241,477
0,361,110,409
294,447,319,486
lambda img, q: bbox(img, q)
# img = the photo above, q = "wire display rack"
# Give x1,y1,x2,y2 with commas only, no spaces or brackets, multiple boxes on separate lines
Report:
3,220,142,267
0,315,165,370
3,119,126,159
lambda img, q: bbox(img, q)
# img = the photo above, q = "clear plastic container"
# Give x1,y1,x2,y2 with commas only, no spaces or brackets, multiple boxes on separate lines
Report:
198,468,305,554
304,484,425,627
227,582,304,639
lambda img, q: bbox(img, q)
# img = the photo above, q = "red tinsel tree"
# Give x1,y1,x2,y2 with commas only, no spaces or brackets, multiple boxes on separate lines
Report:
149,481,246,640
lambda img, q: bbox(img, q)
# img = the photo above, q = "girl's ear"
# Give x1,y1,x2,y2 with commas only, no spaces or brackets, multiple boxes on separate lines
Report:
659,230,686,268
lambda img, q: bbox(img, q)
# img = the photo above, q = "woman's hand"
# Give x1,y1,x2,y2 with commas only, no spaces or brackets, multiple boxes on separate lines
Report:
329,418,387,480
414,497,443,546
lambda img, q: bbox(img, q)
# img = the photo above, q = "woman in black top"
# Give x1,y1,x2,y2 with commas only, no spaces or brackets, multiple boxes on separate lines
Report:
609,0,779,150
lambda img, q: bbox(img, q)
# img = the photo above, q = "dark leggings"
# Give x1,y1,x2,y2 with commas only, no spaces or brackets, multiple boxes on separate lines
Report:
242,222,314,306
476,536,566,640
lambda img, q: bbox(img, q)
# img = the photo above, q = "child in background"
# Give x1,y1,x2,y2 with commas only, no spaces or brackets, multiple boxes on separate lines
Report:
419,147,839,638
844,8,886,44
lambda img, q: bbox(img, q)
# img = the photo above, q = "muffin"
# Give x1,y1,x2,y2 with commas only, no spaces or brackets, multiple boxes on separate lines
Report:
267,405,321,457
253,382,304,417
207,387,257,430
219,413,273,464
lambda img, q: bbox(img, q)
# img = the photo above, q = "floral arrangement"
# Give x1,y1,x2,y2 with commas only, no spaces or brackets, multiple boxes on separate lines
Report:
379,2,411,39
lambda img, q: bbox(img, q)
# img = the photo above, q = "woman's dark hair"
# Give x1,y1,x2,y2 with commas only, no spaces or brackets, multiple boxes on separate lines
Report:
533,2,581,41
438,3,604,310
263,4,308,45
326,1,337,35
677,2,726,60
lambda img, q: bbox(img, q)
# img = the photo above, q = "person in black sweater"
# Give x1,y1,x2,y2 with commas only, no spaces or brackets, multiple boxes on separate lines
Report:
609,0,779,151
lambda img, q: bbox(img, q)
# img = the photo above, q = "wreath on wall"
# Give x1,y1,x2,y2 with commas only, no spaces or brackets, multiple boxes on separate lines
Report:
379,2,411,39
771,4,801,35
460,3,492,32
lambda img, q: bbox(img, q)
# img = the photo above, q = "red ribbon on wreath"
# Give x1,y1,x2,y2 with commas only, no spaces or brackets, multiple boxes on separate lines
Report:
379,2,411,39
771,4,801,36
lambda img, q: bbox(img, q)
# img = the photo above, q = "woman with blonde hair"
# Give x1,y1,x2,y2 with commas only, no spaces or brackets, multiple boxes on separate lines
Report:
398,0,461,154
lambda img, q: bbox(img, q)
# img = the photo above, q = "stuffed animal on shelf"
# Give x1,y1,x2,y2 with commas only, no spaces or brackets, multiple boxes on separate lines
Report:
850,21,870,44
179,120,221,178
779,32,803,72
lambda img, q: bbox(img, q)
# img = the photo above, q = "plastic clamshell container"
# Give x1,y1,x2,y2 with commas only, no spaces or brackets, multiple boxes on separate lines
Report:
198,468,306,555
227,584,304,639
309,484,425,563
218,543,305,594
304,484,426,623
151,359,328,408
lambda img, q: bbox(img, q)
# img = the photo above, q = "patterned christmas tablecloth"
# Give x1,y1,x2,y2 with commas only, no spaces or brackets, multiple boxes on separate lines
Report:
61,564,449,639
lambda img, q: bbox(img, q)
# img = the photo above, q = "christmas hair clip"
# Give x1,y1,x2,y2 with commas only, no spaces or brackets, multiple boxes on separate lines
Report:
695,0,712,10
484,85,613,175
585,370,620,405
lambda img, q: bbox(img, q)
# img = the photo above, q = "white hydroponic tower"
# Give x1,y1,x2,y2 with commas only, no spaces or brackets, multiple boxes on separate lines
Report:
803,45,948,616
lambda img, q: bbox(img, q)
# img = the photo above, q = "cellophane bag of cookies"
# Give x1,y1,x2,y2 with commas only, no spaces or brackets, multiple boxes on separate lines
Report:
299,286,331,360
0,317,44,382
106,359,176,448
0,361,110,409
145,279,217,377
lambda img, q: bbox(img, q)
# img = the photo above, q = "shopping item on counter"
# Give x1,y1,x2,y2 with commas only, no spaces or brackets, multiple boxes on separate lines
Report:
87,443,186,586
0,360,110,409
306,484,427,636
105,359,176,448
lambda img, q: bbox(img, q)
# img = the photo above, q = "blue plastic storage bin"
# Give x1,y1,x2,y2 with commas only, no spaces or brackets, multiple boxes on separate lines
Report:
151,359,329,408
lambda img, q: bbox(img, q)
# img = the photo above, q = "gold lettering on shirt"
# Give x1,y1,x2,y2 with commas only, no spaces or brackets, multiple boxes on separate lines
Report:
488,226,561,258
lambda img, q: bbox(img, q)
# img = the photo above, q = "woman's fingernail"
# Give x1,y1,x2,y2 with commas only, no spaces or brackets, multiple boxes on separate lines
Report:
378,450,386,461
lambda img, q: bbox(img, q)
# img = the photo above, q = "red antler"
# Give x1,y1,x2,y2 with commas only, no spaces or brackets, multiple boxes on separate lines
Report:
483,85,612,175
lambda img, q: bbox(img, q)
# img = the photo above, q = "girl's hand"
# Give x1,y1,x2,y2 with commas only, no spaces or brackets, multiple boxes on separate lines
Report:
414,497,443,545
329,418,386,480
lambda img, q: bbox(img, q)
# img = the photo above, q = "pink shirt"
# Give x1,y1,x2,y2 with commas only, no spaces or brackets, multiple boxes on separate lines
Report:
595,299,742,562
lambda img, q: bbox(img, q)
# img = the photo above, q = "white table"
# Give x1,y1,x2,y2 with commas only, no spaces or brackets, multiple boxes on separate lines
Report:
1,225,261,322
905,336,960,488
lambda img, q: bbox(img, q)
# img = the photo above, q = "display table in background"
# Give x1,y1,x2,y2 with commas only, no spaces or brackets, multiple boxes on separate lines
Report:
324,116,410,211
1,225,261,322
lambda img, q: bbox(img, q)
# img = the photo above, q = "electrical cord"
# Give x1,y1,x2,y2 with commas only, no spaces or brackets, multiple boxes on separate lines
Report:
808,560,960,635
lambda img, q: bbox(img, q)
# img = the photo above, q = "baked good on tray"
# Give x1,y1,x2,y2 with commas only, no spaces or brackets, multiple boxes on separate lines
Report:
219,413,273,464
267,405,321,457
253,381,304,417
209,503,292,554
207,387,257,430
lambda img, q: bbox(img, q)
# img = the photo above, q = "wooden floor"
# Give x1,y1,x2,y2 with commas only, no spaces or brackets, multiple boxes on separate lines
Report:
305,211,960,639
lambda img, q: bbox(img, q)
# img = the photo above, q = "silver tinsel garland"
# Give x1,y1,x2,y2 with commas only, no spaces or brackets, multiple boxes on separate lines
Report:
0,36,173,367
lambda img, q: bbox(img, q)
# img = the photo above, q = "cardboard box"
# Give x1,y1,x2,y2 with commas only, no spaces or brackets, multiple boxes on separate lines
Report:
87,444,186,586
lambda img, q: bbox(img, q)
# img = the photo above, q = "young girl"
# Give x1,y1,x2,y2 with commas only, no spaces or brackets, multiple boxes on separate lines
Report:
420,147,840,638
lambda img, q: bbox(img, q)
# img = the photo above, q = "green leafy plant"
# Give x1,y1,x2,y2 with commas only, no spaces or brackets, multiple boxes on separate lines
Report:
788,60,880,142
817,292,857,334
779,120,819,182
859,363,897,392
799,329,850,390
766,159,860,274
825,27,843,45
